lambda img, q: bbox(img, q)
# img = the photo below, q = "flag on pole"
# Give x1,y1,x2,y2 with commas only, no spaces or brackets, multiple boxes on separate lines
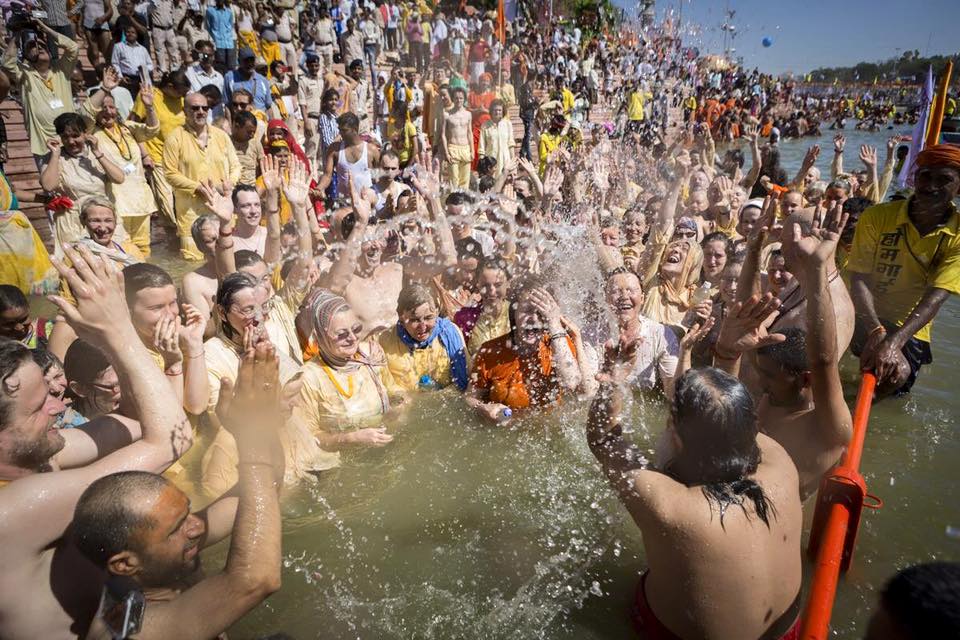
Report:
897,65,935,188
496,0,506,44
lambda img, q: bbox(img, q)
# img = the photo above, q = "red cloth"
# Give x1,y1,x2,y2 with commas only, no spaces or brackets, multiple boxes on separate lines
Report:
631,573,801,640
264,119,311,174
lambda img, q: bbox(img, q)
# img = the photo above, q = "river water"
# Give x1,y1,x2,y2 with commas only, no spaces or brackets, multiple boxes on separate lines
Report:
47,123,960,639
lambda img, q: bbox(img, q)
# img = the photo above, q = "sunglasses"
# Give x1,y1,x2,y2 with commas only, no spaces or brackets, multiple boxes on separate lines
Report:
190,105,210,112
333,323,364,343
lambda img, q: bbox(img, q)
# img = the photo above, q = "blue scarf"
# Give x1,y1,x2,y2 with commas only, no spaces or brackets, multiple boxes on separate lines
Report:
396,317,469,390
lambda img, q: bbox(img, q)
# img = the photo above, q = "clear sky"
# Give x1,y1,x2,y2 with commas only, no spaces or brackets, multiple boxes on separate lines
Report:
611,0,959,76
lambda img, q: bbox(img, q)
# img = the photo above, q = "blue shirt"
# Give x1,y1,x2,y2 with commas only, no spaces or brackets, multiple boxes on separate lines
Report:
224,71,273,111
205,6,236,49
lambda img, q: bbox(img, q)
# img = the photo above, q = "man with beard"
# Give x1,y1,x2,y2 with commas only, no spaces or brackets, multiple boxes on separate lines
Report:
587,351,803,639
0,246,193,639
848,144,960,396
74,340,282,640
1,19,78,167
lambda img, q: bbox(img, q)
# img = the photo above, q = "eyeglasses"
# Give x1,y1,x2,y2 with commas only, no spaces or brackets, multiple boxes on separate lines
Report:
230,302,270,319
333,323,363,343
190,105,210,112
674,230,697,238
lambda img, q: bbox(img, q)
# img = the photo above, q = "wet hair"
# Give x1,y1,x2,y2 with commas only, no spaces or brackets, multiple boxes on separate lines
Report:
31,348,63,376
445,191,472,207
337,112,360,131
476,156,497,176
191,214,220,250
0,340,33,430
231,183,260,208
449,86,467,101
668,368,775,528
757,327,808,375
701,231,732,254
235,249,266,271
0,285,28,314
233,110,257,130
397,283,437,315
489,99,505,113
477,175,496,193
827,177,851,195
73,470,170,565
54,112,86,135
64,338,112,390
216,271,259,311
879,561,960,639
122,263,174,305
79,194,116,224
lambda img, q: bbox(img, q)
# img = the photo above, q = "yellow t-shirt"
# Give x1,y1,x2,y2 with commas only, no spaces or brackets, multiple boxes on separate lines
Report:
627,90,651,121
379,325,466,392
131,88,185,164
846,198,960,343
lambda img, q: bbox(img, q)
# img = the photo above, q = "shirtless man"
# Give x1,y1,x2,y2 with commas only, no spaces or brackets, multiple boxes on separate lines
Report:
182,214,221,337
77,341,282,640
316,112,381,200
587,361,803,640
323,154,455,339
441,87,473,189
0,246,192,639
714,208,853,500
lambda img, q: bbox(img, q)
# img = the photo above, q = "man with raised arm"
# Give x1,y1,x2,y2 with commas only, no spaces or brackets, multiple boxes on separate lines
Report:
76,340,283,640
848,145,960,397
587,362,803,640
713,207,854,499
0,246,193,639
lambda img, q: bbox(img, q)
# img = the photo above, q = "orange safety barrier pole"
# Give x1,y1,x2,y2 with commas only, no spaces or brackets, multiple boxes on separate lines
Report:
801,372,882,640
924,61,953,148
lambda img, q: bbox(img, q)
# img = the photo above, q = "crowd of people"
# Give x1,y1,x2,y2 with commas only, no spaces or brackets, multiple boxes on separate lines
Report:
0,1,958,639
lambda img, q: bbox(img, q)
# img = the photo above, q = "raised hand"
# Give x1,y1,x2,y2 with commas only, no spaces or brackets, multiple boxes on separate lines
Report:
347,172,372,226
528,287,563,333
802,144,820,168
282,158,310,207
260,154,282,192
886,134,902,155
139,85,154,107
833,133,845,154
781,201,848,272
517,157,537,177
198,180,234,224
859,144,877,169
680,315,716,351
742,125,758,146
48,244,136,348
84,134,101,154
46,138,62,155
409,147,442,197
747,194,779,251
543,165,563,196
178,303,207,357
715,293,785,356
101,65,120,92
215,339,281,446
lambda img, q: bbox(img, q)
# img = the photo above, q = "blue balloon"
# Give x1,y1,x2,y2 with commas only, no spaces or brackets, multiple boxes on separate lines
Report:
762,36,774,47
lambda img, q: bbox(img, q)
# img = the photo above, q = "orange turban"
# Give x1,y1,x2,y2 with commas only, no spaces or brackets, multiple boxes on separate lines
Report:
916,144,960,169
